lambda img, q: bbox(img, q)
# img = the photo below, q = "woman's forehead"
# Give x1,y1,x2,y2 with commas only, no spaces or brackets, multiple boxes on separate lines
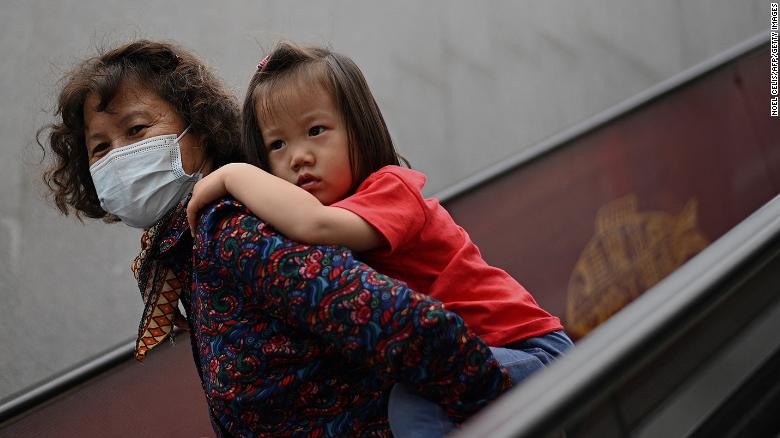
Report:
84,81,174,131
85,80,161,114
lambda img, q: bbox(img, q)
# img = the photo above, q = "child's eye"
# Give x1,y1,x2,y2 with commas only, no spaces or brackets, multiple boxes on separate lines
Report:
268,140,286,151
128,125,147,136
308,126,325,137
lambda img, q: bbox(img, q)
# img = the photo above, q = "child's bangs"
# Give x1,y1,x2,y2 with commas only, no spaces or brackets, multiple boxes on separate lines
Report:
253,61,334,123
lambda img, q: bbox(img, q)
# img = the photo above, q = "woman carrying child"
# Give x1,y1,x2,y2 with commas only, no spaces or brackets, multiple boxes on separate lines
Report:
40,39,515,437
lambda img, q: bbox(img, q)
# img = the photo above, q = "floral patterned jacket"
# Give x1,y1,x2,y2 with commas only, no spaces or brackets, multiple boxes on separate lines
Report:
160,198,511,437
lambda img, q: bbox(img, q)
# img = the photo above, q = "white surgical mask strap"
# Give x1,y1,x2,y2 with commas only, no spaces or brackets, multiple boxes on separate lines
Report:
175,125,192,143
177,124,207,177
194,156,208,176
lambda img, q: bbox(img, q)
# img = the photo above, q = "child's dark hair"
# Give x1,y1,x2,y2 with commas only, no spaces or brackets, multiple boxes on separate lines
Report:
39,39,244,221
242,41,406,191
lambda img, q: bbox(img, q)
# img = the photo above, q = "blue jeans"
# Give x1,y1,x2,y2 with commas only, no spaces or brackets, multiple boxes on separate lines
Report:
387,330,574,437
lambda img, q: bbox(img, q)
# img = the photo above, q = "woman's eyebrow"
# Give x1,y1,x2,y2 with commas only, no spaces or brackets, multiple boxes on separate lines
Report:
118,110,153,126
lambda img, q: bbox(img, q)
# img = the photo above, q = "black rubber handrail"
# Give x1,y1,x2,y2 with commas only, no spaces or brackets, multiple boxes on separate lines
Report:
0,339,134,424
455,194,780,437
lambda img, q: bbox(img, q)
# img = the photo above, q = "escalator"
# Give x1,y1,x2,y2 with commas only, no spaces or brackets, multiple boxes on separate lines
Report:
1,33,777,437
457,194,780,437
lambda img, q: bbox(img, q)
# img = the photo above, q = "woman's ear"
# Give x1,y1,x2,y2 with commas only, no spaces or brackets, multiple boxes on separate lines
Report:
187,131,206,149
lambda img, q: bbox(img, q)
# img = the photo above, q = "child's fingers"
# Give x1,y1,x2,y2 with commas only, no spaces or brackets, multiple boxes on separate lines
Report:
187,180,203,235
186,202,198,236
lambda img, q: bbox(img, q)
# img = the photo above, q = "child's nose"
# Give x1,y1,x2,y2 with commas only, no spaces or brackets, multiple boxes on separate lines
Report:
290,147,315,171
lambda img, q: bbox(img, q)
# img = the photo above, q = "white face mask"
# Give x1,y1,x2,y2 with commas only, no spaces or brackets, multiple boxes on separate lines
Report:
89,126,202,229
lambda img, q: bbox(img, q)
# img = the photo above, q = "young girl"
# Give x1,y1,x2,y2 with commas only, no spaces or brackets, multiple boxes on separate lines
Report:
187,41,572,437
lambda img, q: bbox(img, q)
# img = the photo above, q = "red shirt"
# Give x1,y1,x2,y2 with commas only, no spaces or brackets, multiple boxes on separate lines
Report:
333,166,562,346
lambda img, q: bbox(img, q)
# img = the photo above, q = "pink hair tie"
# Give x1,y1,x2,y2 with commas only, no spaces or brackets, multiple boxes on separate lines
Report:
257,55,269,71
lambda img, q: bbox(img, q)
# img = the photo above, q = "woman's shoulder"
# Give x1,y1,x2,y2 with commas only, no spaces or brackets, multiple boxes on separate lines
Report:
192,196,264,250
192,195,323,273
197,196,251,227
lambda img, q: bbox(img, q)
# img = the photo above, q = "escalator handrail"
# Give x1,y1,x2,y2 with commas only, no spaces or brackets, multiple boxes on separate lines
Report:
0,339,134,424
455,194,780,437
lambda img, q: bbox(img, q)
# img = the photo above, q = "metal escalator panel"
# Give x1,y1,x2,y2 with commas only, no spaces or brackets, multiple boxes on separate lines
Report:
456,194,780,438
0,336,212,437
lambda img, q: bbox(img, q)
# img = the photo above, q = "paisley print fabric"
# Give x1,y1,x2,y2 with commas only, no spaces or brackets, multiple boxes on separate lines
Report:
154,197,511,437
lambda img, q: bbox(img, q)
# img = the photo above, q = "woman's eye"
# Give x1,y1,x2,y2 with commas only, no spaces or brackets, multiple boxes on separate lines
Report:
308,126,325,137
128,125,147,136
91,142,110,156
268,140,285,151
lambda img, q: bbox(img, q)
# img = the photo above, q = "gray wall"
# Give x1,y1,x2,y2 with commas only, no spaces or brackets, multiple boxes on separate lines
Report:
0,0,766,399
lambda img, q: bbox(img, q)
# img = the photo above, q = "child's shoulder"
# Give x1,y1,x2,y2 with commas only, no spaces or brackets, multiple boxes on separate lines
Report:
366,165,427,191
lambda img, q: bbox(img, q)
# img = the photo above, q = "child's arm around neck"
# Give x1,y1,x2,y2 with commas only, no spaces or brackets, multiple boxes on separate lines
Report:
186,162,385,252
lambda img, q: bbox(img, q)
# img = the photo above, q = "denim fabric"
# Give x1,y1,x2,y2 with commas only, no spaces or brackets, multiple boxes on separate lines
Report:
388,330,574,437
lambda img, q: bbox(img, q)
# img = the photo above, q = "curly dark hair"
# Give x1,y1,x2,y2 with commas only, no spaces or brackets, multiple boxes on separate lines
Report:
39,39,245,221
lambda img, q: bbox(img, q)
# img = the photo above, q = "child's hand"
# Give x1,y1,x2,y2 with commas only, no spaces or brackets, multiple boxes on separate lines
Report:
187,168,229,236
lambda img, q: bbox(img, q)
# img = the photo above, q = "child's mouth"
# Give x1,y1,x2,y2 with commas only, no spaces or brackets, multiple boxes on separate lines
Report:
297,174,320,192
